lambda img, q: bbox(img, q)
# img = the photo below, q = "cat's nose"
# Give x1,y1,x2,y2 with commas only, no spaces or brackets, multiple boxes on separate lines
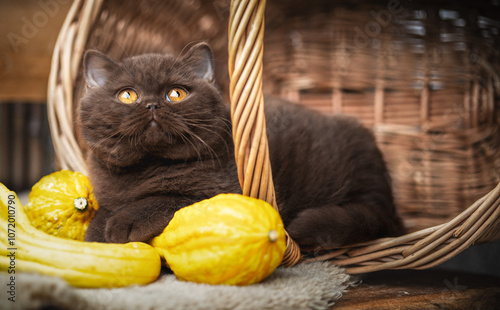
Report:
146,103,159,111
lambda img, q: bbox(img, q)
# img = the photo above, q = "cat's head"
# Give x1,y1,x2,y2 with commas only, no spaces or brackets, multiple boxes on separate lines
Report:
78,43,231,166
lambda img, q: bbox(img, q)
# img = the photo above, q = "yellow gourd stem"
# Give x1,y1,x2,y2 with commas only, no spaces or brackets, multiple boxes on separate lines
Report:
228,0,301,266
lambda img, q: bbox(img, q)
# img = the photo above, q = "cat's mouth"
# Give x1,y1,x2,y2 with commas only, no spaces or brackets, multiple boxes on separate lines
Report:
140,110,186,147
143,112,177,145
148,119,159,128
142,118,174,146
147,112,160,129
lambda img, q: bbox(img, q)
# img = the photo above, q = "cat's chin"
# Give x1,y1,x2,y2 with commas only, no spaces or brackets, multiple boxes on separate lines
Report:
143,133,174,148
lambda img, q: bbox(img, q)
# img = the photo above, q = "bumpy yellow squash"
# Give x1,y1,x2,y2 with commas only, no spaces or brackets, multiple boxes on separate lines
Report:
24,170,99,241
151,194,286,286
0,183,161,288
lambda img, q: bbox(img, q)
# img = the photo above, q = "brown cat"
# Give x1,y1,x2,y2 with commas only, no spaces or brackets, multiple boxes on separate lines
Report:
79,43,404,248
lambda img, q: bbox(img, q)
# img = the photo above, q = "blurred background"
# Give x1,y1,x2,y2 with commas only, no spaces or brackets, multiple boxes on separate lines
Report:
0,0,499,277
0,0,70,191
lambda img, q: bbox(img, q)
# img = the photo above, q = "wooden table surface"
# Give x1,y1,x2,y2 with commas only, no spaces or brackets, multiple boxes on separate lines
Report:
334,269,500,309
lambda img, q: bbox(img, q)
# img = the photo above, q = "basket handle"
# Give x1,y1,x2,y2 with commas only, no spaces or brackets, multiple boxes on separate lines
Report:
228,0,301,266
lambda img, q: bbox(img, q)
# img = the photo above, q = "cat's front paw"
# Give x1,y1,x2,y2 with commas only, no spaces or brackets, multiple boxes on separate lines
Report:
104,210,166,243
104,212,135,243
85,209,109,242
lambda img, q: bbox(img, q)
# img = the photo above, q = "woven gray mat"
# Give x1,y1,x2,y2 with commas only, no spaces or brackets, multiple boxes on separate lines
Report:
0,262,351,310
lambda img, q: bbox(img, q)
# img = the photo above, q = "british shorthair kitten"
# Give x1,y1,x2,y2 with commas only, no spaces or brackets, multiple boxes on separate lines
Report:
79,43,404,248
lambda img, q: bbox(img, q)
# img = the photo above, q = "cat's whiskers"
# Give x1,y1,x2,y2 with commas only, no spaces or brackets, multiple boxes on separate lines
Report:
128,131,143,152
166,42,196,74
89,114,148,157
185,128,222,168
121,110,207,161
87,128,132,170
174,107,232,162
184,117,232,156
171,128,204,162
88,125,124,154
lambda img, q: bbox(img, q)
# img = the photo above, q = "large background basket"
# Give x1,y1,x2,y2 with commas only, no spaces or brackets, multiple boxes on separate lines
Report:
48,0,500,272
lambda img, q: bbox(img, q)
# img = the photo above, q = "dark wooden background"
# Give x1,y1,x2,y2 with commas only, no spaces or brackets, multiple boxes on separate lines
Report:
0,0,72,191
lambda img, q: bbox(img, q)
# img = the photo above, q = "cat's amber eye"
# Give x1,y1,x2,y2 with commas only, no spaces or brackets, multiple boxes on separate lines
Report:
166,87,187,103
118,89,138,104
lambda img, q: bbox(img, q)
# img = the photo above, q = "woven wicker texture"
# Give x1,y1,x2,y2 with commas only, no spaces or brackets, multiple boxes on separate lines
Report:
47,0,500,273
261,0,500,233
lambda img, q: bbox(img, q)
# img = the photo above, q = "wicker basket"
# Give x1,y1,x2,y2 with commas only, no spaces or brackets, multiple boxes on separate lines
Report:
48,0,500,272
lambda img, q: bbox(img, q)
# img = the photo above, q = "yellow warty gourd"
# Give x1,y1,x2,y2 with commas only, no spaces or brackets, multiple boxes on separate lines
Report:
151,194,286,286
0,182,161,288
25,170,99,241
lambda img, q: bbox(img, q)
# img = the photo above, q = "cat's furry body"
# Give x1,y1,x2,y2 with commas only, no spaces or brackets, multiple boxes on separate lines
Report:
79,43,404,247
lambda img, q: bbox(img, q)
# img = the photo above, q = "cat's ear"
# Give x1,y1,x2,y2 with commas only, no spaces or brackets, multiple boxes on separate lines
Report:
84,50,119,88
182,43,215,82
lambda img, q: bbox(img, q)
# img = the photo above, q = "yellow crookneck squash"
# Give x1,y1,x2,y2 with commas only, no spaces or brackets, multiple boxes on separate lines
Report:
25,170,99,241
151,194,287,286
0,182,161,288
